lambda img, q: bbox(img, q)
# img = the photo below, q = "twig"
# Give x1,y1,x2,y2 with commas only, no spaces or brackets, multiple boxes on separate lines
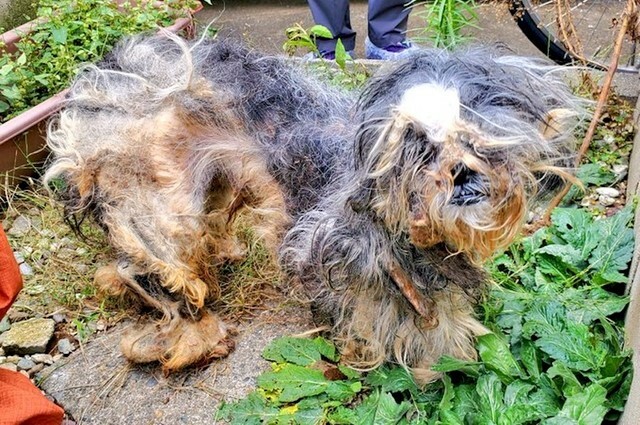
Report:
541,0,638,224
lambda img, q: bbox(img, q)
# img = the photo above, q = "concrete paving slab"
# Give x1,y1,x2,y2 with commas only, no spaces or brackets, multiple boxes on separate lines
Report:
40,305,314,424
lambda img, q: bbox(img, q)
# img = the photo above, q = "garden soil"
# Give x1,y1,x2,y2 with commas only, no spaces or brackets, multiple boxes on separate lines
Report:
38,1,640,424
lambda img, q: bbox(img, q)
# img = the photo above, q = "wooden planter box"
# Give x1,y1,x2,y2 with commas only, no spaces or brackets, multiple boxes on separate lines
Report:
0,1,203,190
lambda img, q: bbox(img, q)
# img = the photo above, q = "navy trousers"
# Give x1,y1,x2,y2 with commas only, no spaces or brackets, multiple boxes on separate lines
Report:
307,0,410,53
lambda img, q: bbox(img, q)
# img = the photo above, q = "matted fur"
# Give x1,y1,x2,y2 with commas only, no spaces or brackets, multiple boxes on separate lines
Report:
45,33,585,381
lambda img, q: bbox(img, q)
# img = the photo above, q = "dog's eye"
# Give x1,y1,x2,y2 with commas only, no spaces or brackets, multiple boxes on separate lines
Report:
404,127,437,164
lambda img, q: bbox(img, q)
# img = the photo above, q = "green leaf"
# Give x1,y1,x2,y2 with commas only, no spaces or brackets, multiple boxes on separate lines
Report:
328,406,359,424
589,205,634,285
504,380,534,407
1,85,22,101
439,373,455,412
471,373,505,424
522,300,565,338
365,366,419,393
477,333,522,383
289,406,325,424
431,355,481,377
308,25,333,39
536,244,584,268
553,384,608,425
16,53,27,66
355,390,412,424
547,361,583,397
534,321,605,372
450,384,476,422
216,393,280,424
334,39,348,69
257,364,330,403
50,26,68,44
325,380,361,402
520,339,541,380
262,337,338,366
528,379,562,417
576,163,617,186
549,208,600,260
563,288,629,325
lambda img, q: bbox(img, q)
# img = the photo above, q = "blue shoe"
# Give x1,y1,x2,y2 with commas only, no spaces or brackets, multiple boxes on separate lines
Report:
303,49,355,61
365,37,418,60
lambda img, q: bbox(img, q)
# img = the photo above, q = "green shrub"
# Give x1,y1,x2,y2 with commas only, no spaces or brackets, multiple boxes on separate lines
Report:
0,0,198,121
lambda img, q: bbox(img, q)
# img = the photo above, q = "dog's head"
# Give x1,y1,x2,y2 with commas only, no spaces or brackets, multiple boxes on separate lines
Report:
350,48,585,260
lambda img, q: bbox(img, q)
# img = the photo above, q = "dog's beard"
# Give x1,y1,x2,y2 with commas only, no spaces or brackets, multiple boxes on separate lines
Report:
407,164,527,261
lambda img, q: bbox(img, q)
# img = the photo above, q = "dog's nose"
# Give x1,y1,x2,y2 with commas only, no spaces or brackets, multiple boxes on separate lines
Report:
450,164,487,206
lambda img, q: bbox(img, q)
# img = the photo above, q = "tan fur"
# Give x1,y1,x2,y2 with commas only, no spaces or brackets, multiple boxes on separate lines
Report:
335,286,488,385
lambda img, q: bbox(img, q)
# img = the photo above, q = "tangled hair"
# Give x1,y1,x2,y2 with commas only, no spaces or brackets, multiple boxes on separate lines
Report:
276,48,585,382
44,33,586,381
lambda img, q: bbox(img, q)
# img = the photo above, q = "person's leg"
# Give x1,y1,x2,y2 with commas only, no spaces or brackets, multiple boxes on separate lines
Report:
368,0,411,47
307,0,356,53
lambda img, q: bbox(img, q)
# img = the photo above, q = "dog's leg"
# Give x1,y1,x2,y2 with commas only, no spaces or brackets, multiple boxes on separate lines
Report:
95,257,237,371
92,183,241,371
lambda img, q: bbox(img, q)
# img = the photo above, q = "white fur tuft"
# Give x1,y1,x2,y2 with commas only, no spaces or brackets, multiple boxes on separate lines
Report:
398,84,460,142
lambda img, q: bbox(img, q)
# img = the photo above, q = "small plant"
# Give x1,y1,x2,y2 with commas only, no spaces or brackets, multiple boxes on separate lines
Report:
218,203,633,424
283,24,368,90
0,0,199,120
410,0,479,49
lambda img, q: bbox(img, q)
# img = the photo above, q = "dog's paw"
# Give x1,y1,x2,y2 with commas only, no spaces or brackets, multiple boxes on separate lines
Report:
94,262,129,297
119,310,236,372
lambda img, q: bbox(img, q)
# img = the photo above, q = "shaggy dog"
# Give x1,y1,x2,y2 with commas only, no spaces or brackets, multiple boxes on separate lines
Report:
44,33,582,382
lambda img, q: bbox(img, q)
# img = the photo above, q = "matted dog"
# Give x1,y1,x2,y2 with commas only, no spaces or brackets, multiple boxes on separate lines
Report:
44,33,583,383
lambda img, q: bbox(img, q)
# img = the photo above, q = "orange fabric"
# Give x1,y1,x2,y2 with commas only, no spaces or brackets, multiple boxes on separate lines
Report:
0,225,63,425
0,369,64,425
0,225,22,320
